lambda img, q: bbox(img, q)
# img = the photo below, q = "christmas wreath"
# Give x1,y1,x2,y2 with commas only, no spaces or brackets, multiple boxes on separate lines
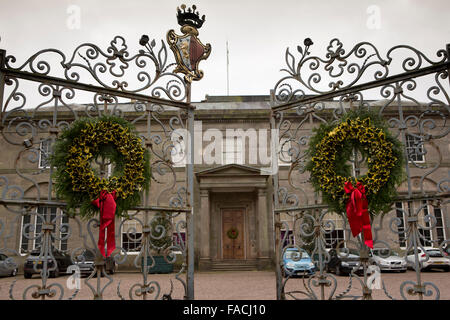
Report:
305,110,404,248
227,227,239,240
51,116,151,219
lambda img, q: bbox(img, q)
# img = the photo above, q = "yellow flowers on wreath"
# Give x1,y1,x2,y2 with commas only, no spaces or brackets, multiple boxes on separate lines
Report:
306,110,404,215
51,116,151,218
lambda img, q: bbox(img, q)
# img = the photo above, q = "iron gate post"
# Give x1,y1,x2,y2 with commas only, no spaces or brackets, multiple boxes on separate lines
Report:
186,88,195,300
447,44,450,88
0,50,5,122
270,90,283,300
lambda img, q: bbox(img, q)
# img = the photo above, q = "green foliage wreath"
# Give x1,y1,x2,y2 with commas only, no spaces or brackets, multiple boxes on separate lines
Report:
305,109,404,215
51,116,151,218
227,227,239,240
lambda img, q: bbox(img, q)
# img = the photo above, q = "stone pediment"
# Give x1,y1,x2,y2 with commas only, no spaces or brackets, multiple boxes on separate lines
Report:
196,164,268,177
196,164,269,191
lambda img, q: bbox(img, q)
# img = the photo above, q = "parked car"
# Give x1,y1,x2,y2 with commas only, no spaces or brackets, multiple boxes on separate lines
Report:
24,248,72,279
73,249,116,277
282,248,315,277
0,253,18,277
326,248,364,276
370,249,407,272
406,247,450,272
444,245,450,256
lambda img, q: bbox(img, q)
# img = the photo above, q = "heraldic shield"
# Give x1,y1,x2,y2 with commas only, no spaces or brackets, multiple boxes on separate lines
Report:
167,4,211,82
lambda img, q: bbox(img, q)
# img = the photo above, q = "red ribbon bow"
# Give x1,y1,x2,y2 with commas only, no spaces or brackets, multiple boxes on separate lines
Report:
344,181,373,249
92,190,117,257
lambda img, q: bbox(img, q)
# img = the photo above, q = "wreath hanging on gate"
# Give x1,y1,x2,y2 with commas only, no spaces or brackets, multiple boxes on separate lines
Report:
51,116,151,219
227,227,239,240
305,110,404,248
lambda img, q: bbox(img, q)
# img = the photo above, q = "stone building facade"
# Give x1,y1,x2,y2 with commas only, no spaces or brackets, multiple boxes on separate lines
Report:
0,95,448,272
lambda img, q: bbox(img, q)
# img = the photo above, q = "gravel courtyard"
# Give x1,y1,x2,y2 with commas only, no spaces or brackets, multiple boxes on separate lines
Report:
0,270,448,300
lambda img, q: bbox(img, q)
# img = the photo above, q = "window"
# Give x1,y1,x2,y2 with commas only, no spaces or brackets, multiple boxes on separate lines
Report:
323,213,345,249
419,200,433,246
395,202,407,248
20,206,57,254
405,134,425,163
433,206,446,244
60,214,70,251
33,207,57,250
281,230,294,248
395,200,447,248
20,214,32,253
39,139,52,168
278,137,293,166
121,218,142,253
222,136,244,165
172,231,186,249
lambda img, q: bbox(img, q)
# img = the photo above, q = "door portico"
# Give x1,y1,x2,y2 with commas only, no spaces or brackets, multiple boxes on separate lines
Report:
195,164,272,271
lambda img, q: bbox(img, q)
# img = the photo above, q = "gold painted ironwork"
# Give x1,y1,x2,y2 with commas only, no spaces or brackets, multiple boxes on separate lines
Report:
167,5,211,83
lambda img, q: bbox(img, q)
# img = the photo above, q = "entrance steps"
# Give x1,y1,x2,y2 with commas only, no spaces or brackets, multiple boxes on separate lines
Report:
210,259,258,271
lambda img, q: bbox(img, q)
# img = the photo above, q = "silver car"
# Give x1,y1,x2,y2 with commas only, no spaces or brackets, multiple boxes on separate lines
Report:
0,253,18,277
370,249,407,272
406,247,450,272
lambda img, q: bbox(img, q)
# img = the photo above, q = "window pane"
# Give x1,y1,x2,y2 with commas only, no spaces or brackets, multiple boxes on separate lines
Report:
406,134,424,162
121,216,143,252
323,213,345,249
418,200,432,246
39,140,52,168
395,202,406,247
433,206,446,244
34,207,57,250
60,214,69,251
223,137,243,164
20,214,31,253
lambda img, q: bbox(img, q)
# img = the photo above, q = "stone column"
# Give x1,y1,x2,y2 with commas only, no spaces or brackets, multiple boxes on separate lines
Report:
257,188,270,268
199,189,211,270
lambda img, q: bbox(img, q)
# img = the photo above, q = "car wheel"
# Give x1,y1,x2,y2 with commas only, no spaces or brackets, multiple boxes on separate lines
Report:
50,267,60,278
24,272,32,279
108,265,116,275
10,268,17,277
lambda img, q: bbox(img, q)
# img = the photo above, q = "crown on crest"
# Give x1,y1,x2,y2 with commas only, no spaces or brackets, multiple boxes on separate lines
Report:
176,4,206,29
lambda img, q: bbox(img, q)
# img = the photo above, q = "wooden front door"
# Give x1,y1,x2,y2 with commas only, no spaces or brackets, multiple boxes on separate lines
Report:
222,208,245,259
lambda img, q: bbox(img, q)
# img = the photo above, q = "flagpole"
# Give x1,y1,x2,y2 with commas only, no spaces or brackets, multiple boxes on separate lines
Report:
226,40,229,96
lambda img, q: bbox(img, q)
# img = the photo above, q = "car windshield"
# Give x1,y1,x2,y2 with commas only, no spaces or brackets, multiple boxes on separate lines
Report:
82,250,96,260
285,250,309,260
426,250,443,256
374,250,398,257
337,248,359,256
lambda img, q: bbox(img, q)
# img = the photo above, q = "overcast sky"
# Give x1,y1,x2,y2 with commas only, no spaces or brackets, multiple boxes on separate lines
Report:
0,0,449,102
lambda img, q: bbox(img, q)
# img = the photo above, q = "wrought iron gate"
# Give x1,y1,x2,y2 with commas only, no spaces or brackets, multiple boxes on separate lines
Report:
0,29,197,299
271,38,450,299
